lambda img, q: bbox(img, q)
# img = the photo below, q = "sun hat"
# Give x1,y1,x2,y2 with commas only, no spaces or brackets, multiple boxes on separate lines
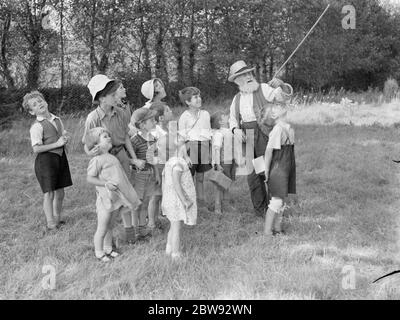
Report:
87,74,115,102
228,60,256,82
141,78,164,101
84,127,111,151
131,108,157,129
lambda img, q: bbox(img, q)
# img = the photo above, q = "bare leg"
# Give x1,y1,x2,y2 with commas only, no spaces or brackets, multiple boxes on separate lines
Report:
273,210,283,233
214,185,222,214
103,214,114,254
132,208,139,227
53,188,64,225
196,172,205,201
148,196,159,228
121,210,132,228
139,197,149,226
94,209,112,257
43,191,56,228
170,220,182,257
264,208,276,236
166,221,173,255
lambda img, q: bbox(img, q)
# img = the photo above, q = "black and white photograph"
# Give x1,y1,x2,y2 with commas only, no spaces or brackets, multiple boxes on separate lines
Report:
1,0,400,303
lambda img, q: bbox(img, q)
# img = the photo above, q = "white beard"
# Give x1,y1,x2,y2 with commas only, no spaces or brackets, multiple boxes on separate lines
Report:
238,81,259,94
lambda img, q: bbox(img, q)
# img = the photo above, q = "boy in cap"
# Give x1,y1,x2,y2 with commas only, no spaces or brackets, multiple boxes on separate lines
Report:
263,103,296,236
129,108,162,238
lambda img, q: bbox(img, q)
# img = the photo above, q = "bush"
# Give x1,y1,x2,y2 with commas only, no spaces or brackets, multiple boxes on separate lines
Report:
0,85,92,127
383,77,399,102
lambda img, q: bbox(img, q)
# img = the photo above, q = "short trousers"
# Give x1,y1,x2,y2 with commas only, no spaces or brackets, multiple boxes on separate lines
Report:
186,140,212,176
34,150,73,193
97,203,130,220
221,163,237,181
131,169,162,200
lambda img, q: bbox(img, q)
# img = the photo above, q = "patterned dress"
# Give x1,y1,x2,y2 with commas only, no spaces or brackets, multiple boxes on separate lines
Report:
161,157,197,225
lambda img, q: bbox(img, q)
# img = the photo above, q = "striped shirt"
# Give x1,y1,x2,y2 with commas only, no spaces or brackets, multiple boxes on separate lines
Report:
131,132,156,171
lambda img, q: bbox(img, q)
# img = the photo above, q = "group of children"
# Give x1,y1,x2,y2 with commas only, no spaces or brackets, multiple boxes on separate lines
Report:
23,75,296,262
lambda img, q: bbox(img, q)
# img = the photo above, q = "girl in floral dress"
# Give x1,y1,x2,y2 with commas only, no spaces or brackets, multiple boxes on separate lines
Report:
157,133,197,259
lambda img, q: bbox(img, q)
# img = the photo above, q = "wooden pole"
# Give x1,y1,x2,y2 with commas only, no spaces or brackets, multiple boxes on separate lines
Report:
274,4,330,78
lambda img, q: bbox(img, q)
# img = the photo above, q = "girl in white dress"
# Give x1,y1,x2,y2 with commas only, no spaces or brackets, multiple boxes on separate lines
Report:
157,133,197,259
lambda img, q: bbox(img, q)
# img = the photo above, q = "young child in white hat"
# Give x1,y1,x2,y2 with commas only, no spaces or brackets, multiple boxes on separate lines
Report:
263,103,296,236
128,78,169,138
85,127,141,262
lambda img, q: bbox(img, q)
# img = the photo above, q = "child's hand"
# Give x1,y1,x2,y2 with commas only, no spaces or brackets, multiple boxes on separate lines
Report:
62,130,70,144
105,181,117,191
131,159,146,170
155,172,161,185
88,145,101,156
233,128,247,143
184,155,192,167
56,136,68,147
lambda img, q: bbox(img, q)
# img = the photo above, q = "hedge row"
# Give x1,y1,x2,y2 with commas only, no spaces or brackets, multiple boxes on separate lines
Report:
0,73,236,123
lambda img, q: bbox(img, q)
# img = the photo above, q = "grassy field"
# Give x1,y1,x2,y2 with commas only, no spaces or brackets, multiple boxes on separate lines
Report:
1,103,400,299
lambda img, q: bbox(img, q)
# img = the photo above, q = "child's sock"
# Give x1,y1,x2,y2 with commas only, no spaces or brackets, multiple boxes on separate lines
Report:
264,208,276,235
171,252,182,260
104,246,113,254
124,226,136,243
104,246,120,258
95,250,105,258
273,211,283,233
165,243,172,255
47,220,58,229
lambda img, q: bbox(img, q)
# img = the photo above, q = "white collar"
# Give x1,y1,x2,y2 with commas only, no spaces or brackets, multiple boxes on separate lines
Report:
36,113,58,122
138,130,156,142
275,120,290,130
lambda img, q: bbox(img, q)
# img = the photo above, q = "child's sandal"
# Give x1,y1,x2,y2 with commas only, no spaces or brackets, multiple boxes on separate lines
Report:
97,254,112,262
106,250,120,258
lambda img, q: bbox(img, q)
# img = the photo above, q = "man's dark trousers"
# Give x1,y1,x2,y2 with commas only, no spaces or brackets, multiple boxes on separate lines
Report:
240,121,270,217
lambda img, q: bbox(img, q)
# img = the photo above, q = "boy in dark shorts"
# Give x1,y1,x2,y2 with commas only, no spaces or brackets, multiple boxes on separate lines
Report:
263,103,296,236
23,91,72,230
178,87,212,206
129,108,161,238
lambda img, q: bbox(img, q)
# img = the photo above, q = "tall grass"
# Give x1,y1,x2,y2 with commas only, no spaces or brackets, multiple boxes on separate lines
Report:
1,124,399,299
1,98,400,299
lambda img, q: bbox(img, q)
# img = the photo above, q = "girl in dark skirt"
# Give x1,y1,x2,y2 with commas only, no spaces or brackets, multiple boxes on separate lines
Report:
263,103,296,236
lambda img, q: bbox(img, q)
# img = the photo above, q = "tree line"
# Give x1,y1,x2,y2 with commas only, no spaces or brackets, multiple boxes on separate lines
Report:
1,0,400,102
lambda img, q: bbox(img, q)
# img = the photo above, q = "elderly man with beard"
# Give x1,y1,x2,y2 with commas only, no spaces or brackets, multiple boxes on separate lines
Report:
228,60,293,217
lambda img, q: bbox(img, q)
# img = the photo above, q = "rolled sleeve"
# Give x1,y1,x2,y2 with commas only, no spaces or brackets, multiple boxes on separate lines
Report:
87,157,100,177
82,112,97,144
212,131,223,149
266,125,283,150
261,83,293,103
178,113,189,140
229,96,239,130
30,123,43,147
